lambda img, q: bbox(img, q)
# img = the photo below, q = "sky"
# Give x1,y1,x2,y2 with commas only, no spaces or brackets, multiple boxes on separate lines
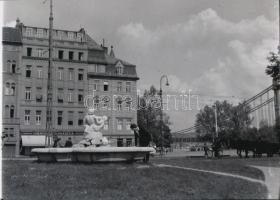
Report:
2,0,279,131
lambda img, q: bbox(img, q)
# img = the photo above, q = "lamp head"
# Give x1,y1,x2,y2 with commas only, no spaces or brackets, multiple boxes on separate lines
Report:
166,80,169,86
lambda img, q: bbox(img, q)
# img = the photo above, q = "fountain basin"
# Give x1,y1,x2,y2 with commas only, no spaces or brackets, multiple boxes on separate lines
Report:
32,147,154,163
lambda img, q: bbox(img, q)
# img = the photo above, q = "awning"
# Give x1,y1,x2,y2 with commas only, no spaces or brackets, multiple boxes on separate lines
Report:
21,135,52,147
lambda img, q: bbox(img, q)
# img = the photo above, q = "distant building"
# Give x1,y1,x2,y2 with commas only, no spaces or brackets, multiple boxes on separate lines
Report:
2,19,139,156
171,132,203,149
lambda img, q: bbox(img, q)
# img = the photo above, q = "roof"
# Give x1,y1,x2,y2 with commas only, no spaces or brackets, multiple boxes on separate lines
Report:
85,33,103,50
2,27,22,44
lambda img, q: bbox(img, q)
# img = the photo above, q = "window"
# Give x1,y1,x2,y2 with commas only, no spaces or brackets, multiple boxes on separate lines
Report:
37,49,44,57
78,94,83,103
58,68,63,80
37,29,43,37
104,120,109,130
6,60,11,72
78,119,83,126
58,50,64,59
9,128,14,138
37,66,43,78
5,83,10,95
68,32,74,40
116,97,122,111
126,119,132,130
126,138,133,147
102,96,110,109
117,119,122,130
57,89,64,103
5,106,9,118
69,51,74,60
57,111,63,125
26,28,33,36
117,66,123,75
78,52,84,61
117,82,122,92
126,138,132,147
117,138,123,147
10,105,15,118
26,66,31,78
36,87,43,103
5,83,15,96
78,112,84,126
68,89,73,103
78,71,83,81
69,69,74,80
27,47,32,57
93,80,100,91
68,111,74,126
126,82,131,93
11,83,15,95
25,87,31,100
104,81,109,91
125,97,132,111
36,110,42,125
93,97,99,110
12,63,16,73
24,110,31,125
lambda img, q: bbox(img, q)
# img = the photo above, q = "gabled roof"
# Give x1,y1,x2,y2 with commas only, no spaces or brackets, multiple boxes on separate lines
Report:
2,27,22,44
85,33,103,50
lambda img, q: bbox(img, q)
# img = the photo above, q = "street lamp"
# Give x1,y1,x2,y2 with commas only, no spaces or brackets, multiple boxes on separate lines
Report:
159,75,169,155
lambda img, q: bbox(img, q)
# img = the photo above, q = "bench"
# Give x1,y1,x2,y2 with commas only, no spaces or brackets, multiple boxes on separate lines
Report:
31,147,154,163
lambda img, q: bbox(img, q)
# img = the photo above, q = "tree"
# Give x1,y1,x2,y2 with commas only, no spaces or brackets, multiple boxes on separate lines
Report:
137,86,172,147
266,52,280,142
195,100,252,142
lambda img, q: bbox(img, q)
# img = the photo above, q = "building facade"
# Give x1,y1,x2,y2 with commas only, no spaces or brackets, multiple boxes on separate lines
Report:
2,19,139,156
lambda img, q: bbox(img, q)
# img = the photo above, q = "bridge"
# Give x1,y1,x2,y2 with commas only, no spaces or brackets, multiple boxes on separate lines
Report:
172,85,278,135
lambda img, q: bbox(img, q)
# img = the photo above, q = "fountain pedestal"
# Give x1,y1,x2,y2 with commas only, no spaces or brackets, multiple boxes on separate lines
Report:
32,147,154,163
32,109,154,163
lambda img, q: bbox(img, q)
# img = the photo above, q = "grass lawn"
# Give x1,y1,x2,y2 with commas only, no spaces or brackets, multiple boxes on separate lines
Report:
2,157,276,200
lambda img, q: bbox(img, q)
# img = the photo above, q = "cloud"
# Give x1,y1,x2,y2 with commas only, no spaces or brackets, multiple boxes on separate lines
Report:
116,8,277,130
117,8,276,97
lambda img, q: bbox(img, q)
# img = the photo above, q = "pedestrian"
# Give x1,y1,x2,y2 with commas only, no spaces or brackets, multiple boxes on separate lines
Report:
130,124,139,147
64,137,73,147
53,136,62,148
203,142,209,158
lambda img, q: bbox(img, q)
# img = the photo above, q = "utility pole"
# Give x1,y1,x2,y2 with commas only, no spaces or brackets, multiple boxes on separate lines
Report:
159,75,169,155
214,104,218,139
46,0,54,146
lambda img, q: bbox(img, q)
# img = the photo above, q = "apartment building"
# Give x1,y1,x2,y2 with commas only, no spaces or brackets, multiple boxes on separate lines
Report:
2,19,139,156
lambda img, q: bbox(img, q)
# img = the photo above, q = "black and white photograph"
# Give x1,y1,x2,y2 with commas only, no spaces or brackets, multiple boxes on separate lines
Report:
1,0,280,199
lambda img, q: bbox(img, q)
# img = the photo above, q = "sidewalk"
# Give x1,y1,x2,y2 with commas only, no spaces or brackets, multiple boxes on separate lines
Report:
153,149,238,158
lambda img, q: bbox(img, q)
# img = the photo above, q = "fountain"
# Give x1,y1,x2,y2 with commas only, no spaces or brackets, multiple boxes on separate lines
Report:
32,108,154,163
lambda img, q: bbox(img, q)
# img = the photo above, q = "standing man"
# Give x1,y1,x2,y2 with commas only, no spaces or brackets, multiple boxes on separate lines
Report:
203,142,209,158
64,137,73,147
130,124,139,147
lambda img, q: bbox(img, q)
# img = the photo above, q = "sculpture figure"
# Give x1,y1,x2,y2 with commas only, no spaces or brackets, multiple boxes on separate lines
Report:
75,108,109,147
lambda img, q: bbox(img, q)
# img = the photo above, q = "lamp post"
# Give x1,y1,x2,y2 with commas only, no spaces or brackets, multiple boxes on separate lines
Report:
46,0,54,147
159,75,169,155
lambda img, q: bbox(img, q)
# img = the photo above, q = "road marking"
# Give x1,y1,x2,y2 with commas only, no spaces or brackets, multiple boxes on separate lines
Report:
155,163,280,199
251,166,280,199
155,163,266,185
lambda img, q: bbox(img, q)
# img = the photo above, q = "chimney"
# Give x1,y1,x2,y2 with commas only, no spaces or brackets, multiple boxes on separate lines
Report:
101,38,108,54
110,46,115,57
